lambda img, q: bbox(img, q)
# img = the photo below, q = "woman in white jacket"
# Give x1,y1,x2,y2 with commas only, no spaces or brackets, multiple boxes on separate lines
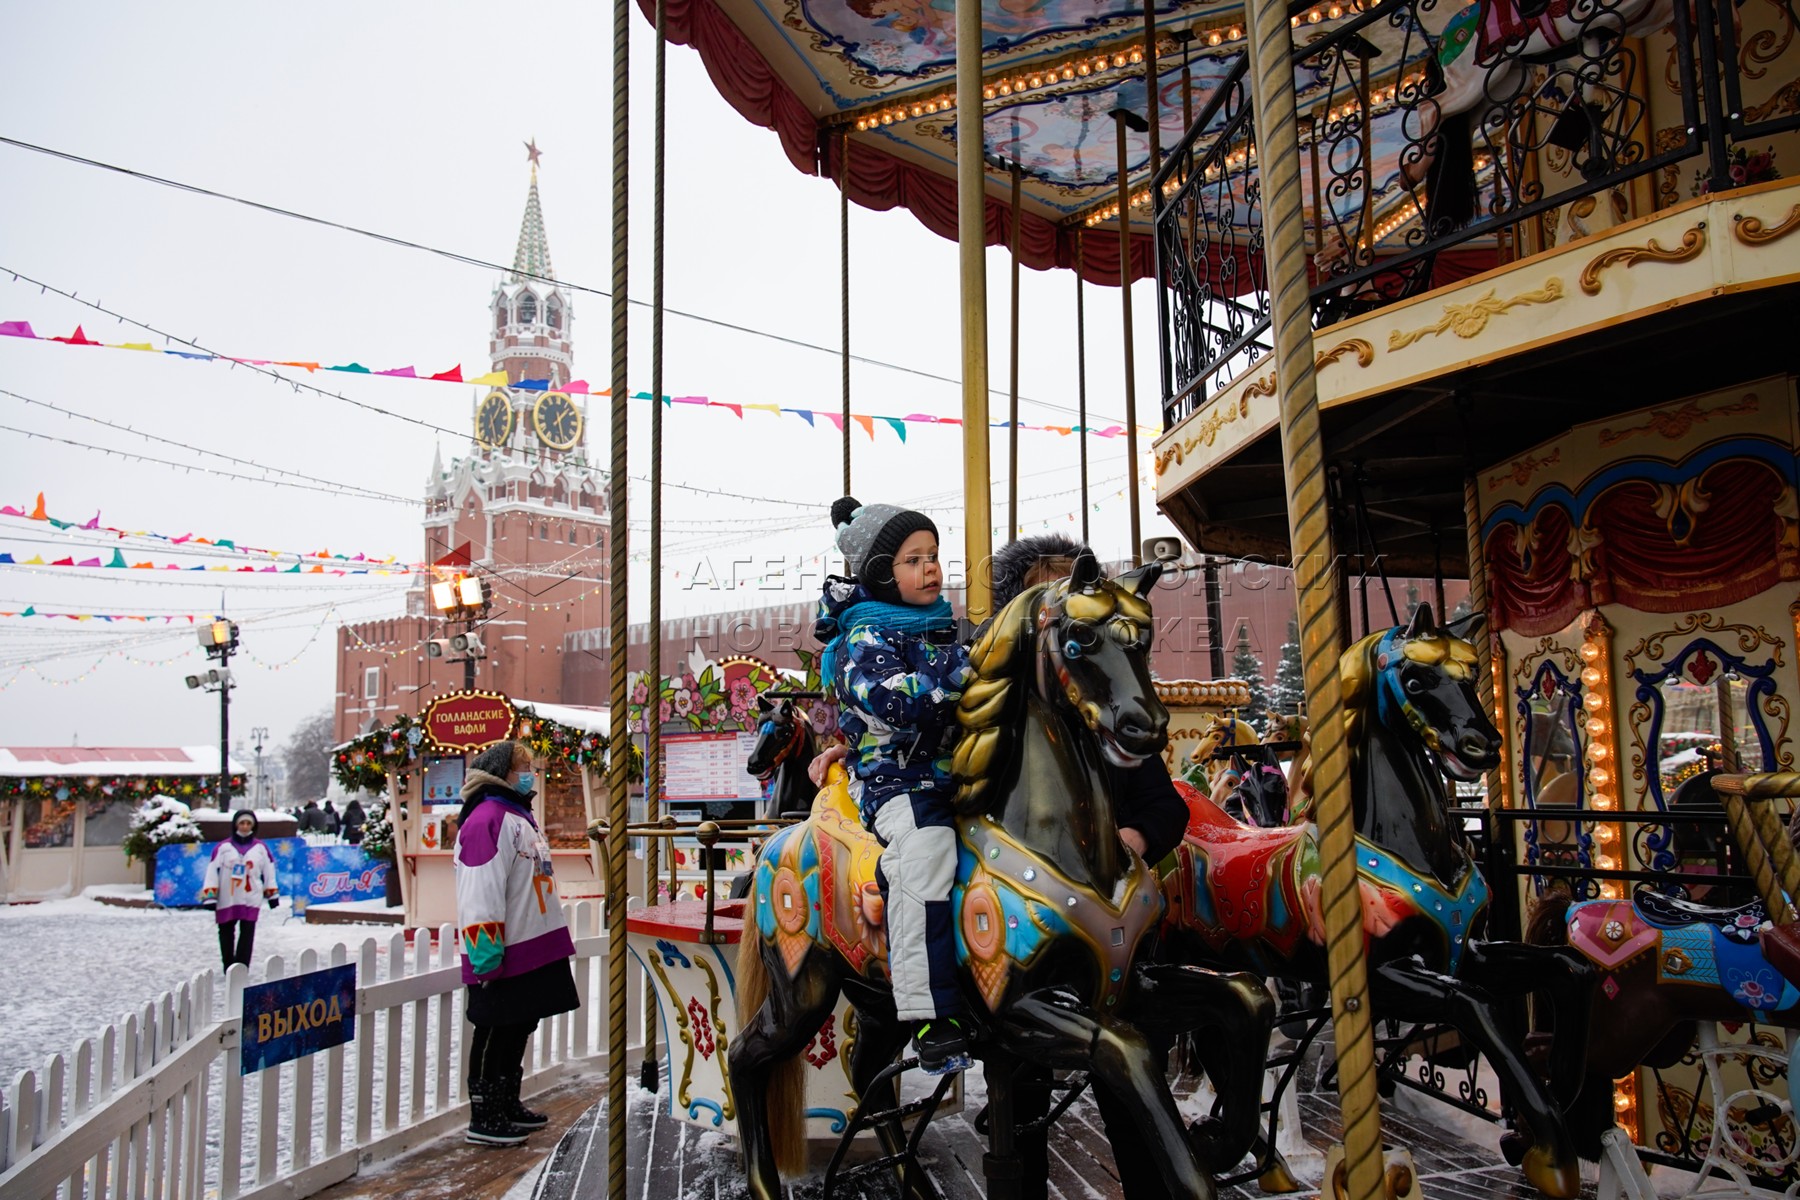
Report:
454,741,579,1146
201,809,279,971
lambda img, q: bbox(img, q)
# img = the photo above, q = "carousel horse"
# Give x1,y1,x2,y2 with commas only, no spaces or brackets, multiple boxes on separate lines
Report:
729,552,1276,1200
1187,715,1291,828
745,693,821,819
1158,605,1596,1198
1527,852,1800,1155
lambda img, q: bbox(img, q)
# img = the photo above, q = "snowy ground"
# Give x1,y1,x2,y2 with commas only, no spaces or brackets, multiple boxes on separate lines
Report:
0,889,404,1087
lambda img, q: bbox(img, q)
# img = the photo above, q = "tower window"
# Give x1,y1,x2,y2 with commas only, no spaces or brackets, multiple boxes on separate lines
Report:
546,297,562,333
495,300,508,331
517,290,538,325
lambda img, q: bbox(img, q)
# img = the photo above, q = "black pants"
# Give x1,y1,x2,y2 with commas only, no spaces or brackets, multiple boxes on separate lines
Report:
218,920,256,970
469,1020,538,1090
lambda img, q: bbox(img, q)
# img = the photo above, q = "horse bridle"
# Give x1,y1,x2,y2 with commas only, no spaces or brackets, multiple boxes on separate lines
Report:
1374,628,1443,753
751,707,808,784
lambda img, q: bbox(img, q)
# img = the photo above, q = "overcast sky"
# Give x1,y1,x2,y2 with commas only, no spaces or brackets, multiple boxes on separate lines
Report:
0,1,1178,752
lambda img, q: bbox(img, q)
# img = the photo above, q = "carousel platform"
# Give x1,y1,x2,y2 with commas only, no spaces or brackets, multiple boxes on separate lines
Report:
522,1046,1576,1200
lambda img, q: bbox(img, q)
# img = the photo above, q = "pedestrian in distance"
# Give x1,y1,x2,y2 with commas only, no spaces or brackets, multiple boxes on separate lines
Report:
299,799,325,833
322,800,341,837
341,798,367,845
455,740,580,1146
200,809,280,972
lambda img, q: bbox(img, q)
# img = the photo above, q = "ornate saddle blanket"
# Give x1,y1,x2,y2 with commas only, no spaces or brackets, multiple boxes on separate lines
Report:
751,767,1163,1014
1166,783,1490,974
1566,898,1800,1014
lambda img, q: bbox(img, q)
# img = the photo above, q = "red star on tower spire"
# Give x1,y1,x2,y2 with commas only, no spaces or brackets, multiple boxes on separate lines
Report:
524,139,543,169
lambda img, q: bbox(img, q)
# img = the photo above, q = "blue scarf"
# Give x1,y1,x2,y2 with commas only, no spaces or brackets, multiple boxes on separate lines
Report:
819,597,955,690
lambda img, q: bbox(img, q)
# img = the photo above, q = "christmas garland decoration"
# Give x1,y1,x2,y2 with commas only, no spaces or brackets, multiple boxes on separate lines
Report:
2,772,246,804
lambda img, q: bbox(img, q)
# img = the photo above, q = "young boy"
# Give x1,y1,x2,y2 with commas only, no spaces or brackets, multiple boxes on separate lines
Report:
816,495,974,1074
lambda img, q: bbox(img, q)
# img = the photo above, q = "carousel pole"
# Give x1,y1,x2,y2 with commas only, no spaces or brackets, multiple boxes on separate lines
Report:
841,129,854,495
1112,108,1148,567
957,0,994,624
1241,4,1383,1200
642,0,669,1094
1462,475,1503,807
1008,157,1022,543
606,0,632,1179
1075,230,1090,546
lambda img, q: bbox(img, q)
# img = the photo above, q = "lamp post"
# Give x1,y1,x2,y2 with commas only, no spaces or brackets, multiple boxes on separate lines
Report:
250,726,270,807
429,574,490,691
186,619,240,809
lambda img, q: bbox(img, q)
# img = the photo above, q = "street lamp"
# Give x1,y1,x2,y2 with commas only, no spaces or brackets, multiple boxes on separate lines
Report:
250,726,270,807
429,573,490,690
184,619,240,809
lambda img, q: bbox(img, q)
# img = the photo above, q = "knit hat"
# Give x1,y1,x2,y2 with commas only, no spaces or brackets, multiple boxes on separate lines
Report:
830,496,937,603
470,741,518,778
230,808,258,846
991,533,1089,612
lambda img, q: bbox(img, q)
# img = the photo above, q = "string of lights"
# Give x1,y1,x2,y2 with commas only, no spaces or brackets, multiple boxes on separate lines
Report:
0,387,419,506
0,136,1129,428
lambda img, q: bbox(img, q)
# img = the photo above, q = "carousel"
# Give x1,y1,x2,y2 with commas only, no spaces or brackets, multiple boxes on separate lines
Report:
556,0,1800,1192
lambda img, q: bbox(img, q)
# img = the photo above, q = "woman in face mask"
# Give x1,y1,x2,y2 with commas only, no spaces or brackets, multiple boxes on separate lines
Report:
453,740,580,1147
201,809,280,972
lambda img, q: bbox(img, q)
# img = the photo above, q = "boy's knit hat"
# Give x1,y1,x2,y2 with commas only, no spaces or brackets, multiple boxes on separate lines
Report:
830,496,937,603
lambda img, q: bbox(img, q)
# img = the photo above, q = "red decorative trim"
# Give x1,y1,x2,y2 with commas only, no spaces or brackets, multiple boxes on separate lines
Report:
626,898,747,943
814,829,869,971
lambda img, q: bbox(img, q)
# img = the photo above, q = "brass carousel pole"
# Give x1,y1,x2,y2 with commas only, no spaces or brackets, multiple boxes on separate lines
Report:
1075,229,1090,546
1008,157,1022,543
1462,476,1503,807
957,0,993,624
1112,107,1149,567
841,129,854,495
641,0,669,1093
1242,2,1382,1198
606,0,632,1179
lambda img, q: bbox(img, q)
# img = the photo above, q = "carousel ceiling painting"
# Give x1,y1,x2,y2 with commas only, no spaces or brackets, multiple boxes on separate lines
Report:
652,0,1467,276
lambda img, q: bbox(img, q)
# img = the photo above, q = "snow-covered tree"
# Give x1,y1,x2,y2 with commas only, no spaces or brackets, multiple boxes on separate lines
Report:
362,799,396,861
1271,617,1307,717
282,708,334,804
122,795,202,863
1231,626,1271,730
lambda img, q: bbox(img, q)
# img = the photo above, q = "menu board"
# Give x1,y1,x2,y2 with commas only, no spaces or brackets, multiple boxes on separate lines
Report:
422,757,466,803
663,731,762,801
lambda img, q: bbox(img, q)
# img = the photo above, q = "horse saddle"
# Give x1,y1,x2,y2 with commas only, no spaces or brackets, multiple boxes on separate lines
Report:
1633,889,1768,943
1168,782,1318,955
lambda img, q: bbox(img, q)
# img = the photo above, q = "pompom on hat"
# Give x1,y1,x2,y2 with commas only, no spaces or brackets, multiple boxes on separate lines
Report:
830,496,937,604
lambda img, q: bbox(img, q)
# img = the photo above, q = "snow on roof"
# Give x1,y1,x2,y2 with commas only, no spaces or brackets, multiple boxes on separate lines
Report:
0,746,247,778
518,701,609,737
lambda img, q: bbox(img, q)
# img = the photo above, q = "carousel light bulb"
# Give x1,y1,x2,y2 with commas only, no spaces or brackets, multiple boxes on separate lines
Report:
1077,62,1090,75
1292,14,1302,25
1584,691,1605,711
924,102,937,114
1229,25,1241,37
1582,666,1603,687
1329,3,1343,15
1596,825,1617,843
1128,48,1143,63
1590,767,1612,788
1587,717,1606,738
1208,31,1222,44
1615,1093,1633,1111
1029,75,1042,87
1308,8,1323,20
1580,642,1602,663
998,83,1012,95
1596,854,1618,870
1589,743,1609,762
984,86,997,99
1593,792,1615,809
1601,881,1623,899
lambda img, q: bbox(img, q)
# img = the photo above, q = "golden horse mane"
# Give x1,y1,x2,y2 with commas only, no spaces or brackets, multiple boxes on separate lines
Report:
951,581,1050,814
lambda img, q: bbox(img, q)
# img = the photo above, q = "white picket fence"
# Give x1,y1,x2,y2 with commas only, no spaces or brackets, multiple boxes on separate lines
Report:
0,901,641,1200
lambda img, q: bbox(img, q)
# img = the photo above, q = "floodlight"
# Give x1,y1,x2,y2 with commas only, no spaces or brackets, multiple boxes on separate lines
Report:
426,638,450,659
451,632,485,657
431,580,458,611
458,575,484,607
185,674,203,690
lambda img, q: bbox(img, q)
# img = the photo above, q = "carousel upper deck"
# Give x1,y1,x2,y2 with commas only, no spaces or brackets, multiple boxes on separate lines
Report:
1149,0,1800,575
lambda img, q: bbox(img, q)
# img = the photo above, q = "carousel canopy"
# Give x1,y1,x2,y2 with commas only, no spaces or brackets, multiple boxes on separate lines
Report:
648,0,1465,283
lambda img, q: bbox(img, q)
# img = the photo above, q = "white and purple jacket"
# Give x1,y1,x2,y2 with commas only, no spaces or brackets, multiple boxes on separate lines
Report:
202,839,277,923
453,778,575,985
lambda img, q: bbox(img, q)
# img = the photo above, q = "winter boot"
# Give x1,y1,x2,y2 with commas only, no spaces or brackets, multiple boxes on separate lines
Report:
911,1017,973,1076
500,1069,549,1130
466,1080,529,1147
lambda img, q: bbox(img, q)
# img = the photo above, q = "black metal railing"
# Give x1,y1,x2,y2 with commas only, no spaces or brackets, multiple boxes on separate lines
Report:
1153,0,1773,425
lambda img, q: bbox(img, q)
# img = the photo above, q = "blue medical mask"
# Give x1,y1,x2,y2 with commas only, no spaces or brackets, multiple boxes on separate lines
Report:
515,771,536,795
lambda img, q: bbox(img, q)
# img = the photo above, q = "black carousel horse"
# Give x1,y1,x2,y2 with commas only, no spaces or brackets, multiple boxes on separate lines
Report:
1160,606,1597,1197
728,552,1276,1200
746,693,821,819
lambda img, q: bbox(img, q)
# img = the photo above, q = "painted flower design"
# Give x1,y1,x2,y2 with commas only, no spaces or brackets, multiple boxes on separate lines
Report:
673,690,694,716
630,679,649,706
729,678,757,717
659,699,673,725
1728,967,1779,1009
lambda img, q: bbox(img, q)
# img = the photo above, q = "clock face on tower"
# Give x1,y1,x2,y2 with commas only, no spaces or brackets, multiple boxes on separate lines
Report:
534,393,583,451
476,389,514,448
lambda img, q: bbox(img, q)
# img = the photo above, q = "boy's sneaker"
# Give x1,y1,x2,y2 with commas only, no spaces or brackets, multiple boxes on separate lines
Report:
912,1018,972,1075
